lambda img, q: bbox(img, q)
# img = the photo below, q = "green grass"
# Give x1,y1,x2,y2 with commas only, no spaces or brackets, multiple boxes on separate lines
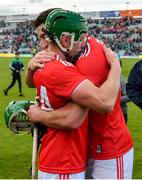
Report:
0,57,142,178
0,57,35,179
120,58,142,179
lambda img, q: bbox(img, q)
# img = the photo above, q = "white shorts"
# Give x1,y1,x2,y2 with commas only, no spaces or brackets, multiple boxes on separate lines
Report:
38,170,85,179
88,148,134,179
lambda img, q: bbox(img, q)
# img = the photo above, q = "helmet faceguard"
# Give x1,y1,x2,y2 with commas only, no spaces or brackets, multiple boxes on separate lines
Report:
45,9,88,53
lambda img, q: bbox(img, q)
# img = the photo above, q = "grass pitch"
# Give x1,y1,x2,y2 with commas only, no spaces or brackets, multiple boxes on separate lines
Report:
0,57,142,178
0,57,35,179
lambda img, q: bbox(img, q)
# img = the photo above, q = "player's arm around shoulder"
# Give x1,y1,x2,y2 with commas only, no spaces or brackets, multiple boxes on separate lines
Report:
71,47,121,113
25,67,35,88
25,50,55,88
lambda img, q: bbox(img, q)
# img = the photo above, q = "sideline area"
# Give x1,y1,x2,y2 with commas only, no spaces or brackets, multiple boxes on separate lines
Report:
0,53,33,58
0,53,141,59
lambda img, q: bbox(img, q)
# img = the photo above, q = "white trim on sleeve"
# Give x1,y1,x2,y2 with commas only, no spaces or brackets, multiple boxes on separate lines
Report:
71,79,89,97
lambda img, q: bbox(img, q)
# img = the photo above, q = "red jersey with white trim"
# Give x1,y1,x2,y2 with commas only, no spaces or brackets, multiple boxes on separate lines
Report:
76,37,133,160
33,55,88,174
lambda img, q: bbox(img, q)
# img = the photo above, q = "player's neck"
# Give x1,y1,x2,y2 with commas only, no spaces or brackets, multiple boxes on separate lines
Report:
47,43,66,61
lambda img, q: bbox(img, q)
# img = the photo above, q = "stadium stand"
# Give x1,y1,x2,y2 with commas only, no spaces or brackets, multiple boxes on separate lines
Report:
0,12,141,56
0,20,38,54
88,16,142,56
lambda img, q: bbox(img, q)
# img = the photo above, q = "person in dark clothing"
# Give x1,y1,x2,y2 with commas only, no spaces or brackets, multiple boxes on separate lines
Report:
119,58,130,124
3,51,24,96
126,59,142,109
120,74,130,124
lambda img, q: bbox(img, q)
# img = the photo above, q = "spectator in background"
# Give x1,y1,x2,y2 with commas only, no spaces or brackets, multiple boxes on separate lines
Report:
120,73,130,124
120,59,130,124
3,51,24,96
126,59,142,109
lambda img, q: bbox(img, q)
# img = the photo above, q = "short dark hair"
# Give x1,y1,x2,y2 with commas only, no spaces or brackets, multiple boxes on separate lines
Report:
32,8,61,28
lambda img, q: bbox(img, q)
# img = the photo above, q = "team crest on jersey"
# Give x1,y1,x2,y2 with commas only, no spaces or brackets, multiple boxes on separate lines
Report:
96,144,102,153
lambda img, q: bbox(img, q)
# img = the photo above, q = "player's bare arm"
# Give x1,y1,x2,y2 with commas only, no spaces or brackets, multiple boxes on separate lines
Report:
25,50,55,87
71,49,121,113
27,102,88,130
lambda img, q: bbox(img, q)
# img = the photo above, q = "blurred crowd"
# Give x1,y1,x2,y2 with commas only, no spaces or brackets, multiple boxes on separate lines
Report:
0,20,38,54
0,16,141,56
88,17,142,56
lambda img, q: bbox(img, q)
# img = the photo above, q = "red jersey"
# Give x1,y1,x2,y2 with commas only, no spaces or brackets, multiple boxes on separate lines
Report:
33,56,88,174
76,37,133,160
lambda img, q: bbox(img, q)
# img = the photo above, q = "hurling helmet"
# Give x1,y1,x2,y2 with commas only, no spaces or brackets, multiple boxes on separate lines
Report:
45,9,88,52
4,100,35,134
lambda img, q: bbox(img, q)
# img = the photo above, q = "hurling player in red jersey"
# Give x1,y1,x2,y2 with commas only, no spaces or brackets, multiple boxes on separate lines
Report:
76,37,133,179
25,9,121,179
